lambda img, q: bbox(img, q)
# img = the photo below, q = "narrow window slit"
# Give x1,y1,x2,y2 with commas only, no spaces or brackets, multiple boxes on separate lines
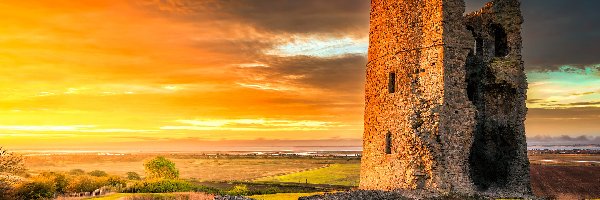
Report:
388,72,396,93
385,132,392,154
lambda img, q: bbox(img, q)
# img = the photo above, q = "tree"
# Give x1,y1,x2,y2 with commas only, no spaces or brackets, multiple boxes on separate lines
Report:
0,147,25,198
144,156,179,179
126,172,141,180
0,147,24,174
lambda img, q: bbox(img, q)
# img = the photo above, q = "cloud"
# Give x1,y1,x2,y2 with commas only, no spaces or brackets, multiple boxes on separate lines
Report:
161,118,348,131
239,54,367,93
527,65,600,108
0,125,158,133
142,0,370,37
526,107,600,137
528,135,600,145
266,36,368,57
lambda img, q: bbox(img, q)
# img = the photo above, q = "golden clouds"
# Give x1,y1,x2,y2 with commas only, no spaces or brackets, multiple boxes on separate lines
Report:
0,0,370,149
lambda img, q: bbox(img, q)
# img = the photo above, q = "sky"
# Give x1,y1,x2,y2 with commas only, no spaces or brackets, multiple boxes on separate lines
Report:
0,0,599,151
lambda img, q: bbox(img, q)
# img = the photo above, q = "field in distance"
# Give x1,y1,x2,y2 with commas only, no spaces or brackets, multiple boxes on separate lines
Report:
24,152,600,199
25,154,359,181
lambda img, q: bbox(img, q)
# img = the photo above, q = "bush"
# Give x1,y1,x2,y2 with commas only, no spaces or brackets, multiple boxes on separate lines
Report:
144,157,179,179
0,147,24,174
88,170,108,177
12,180,55,200
107,175,127,188
38,172,68,194
68,169,85,176
127,172,142,180
1,147,25,199
124,179,219,194
66,175,107,193
227,184,250,196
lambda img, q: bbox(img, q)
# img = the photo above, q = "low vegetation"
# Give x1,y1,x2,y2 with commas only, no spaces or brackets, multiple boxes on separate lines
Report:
4,149,597,199
255,164,360,186
0,147,25,199
144,157,179,179
123,179,218,194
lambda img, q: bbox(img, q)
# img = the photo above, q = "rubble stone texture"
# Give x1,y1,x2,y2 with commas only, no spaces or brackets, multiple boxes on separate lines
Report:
360,0,530,196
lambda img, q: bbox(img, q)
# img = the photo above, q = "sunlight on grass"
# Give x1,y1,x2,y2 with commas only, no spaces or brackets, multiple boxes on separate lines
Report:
254,164,360,186
84,193,132,200
249,192,323,200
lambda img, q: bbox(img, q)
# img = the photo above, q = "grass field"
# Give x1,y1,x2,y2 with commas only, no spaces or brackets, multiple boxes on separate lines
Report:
255,164,360,186
24,154,357,181
529,154,600,166
24,153,600,199
84,192,214,200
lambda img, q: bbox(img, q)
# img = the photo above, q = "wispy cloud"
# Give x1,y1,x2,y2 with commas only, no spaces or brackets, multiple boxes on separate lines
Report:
161,118,347,131
0,125,158,133
266,36,368,57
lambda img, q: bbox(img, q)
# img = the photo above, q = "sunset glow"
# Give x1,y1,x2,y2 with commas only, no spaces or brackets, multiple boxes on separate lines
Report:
0,0,599,150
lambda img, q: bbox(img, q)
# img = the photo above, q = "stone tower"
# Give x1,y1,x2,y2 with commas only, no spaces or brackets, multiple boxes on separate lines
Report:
360,0,530,195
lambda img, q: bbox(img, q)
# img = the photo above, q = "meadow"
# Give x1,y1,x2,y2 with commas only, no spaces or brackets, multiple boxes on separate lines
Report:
25,154,358,181
18,152,600,199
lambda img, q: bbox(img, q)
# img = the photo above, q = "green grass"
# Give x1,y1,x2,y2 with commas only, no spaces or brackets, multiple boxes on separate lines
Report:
254,164,360,186
85,192,215,200
84,193,132,200
248,192,323,200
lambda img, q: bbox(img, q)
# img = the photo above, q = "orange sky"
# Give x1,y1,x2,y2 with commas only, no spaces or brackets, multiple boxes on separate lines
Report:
0,0,599,150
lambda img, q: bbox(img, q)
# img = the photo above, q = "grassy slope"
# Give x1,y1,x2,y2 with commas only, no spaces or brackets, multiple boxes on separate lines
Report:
255,164,360,186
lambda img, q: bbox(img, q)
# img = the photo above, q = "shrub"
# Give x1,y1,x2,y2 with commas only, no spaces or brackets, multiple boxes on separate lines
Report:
12,180,55,200
127,172,142,180
125,179,195,193
88,170,108,177
227,184,250,196
107,175,127,188
0,147,24,174
144,157,179,179
0,147,25,199
124,179,219,194
38,172,68,194
68,169,85,176
66,175,107,193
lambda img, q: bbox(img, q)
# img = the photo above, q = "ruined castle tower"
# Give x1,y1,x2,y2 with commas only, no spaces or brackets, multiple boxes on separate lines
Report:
360,0,530,195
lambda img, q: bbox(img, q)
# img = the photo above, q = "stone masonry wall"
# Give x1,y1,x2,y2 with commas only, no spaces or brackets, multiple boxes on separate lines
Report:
361,0,463,192
361,0,530,196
